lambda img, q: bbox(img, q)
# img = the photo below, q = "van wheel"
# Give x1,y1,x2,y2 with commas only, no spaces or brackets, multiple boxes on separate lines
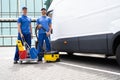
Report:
67,52,73,56
116,44,120,65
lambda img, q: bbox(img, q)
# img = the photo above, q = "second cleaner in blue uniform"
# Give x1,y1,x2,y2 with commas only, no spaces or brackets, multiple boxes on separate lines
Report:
36,8,52,61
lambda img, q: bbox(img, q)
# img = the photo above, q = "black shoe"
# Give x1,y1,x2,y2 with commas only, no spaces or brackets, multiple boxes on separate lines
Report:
38,59,42,62
14,61,18,64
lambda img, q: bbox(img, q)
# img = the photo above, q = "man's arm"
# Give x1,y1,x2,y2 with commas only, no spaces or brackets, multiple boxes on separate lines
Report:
18,23,24,38
49,18,52,33
49,24,52,33
46,24,52,37
30,23,33,38
46,17,52,36
30,23,32,34
17,17,24,38
36,18,42,29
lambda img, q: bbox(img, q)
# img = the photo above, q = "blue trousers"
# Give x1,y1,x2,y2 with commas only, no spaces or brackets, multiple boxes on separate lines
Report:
37,33,51,59
14,33,31,61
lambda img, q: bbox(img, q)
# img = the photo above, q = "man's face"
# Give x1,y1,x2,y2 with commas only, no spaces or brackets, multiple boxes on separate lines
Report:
22,9,27,15
41,10,47,15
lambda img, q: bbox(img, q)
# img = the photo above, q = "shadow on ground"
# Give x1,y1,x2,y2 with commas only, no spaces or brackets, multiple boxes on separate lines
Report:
60,54,120,69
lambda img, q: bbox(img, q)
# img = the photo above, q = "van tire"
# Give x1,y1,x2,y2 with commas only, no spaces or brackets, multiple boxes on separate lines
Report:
116,44,120,66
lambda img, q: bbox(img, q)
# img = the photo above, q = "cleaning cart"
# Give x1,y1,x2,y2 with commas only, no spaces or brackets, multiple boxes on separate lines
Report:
17,38,39,64
35,25,60,62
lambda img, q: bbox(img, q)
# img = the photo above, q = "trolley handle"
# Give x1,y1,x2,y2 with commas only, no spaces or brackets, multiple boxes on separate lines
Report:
21,37,31,50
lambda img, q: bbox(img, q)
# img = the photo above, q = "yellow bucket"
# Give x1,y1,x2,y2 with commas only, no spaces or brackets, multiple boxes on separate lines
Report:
16,40,25,51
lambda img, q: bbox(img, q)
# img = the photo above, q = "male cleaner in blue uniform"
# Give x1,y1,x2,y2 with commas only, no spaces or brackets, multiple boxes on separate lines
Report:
14,7,32,64
36,8,52,61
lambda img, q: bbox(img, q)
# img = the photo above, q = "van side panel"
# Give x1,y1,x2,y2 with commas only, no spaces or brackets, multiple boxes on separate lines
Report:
51,33,115,55
78,34,108,54
107,33,114,55
51,37,80,52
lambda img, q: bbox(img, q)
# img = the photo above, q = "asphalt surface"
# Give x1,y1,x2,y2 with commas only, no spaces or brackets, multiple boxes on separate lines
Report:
0,47,120,80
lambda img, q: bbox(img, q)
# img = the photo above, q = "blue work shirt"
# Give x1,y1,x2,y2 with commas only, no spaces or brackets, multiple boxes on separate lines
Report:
17,15,31,34
36,16,52,34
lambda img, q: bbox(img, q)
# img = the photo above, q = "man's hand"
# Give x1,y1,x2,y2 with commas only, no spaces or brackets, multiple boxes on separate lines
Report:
20,33,24,38
46,31,51,37
37,24,42,29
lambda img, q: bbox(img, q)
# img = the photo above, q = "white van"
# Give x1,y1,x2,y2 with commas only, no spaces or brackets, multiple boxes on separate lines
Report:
48,0,120,65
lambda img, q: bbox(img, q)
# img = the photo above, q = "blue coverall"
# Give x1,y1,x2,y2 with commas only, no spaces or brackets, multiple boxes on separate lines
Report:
36,16,52,60
14,15,31,61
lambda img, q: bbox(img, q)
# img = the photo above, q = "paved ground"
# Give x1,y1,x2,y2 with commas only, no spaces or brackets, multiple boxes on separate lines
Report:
0,47,120,80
